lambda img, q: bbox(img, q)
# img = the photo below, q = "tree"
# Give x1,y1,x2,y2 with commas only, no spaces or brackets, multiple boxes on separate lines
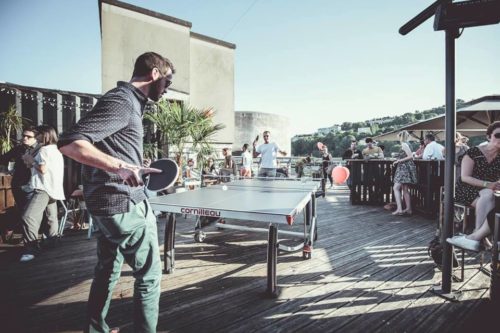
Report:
144,101,225,182
0,105,30,154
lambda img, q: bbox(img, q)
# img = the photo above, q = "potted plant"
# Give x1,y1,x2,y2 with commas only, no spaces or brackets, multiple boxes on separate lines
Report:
0,104,29,155
144,101,225,184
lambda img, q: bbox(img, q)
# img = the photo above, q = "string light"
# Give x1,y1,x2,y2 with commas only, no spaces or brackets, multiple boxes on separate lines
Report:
1,85,165,113
0,87,97,111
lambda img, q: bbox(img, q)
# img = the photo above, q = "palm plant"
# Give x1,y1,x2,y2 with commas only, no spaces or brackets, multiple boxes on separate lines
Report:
0,105,30,154
144,101,225,183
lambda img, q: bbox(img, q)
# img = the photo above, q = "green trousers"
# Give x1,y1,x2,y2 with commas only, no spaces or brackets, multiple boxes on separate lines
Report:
86,200,161,333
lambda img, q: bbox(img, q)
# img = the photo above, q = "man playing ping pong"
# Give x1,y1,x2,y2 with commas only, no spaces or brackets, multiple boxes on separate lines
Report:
253,130,287,178
58,52,174,333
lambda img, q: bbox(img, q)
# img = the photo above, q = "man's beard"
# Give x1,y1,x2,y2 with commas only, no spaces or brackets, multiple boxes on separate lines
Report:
149,80,164,102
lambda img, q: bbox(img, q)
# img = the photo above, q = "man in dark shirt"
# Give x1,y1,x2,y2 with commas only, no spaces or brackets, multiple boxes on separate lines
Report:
0,126,39,231
58,52,174,333
342,140,362,160
342,140,362,189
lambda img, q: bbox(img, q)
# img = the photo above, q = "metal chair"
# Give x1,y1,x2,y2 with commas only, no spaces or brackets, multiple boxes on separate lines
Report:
66,188,93,239
57,200,68,237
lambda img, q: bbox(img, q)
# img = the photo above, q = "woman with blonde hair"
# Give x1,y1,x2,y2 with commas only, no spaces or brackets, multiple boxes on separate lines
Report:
391,130,417,216
454,131,469,182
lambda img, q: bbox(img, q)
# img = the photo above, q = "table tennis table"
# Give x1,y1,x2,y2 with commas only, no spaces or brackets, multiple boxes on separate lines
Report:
149,178,320,297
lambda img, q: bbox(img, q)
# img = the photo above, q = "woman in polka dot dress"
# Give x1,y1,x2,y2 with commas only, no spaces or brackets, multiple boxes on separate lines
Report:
447,121,500,251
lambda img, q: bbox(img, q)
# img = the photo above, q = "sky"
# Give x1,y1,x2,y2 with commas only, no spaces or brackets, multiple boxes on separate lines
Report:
1,0,499,135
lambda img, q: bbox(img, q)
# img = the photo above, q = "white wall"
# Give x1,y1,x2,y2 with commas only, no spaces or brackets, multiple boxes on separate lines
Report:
101,3,191,94
100,1,235,146
189,34,235,144
234,111,291,155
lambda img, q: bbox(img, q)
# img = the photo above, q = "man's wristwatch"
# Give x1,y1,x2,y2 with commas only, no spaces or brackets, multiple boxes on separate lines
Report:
483,181,490,188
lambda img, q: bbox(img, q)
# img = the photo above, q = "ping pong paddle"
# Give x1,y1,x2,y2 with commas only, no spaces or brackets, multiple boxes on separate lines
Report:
253,135,259,146
144,158,179,191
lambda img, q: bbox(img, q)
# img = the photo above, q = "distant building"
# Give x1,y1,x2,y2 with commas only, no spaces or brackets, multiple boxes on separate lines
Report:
358,127,372,134
317,125,341,135
370,117,394,125
292,134,314,142
234,111,291,155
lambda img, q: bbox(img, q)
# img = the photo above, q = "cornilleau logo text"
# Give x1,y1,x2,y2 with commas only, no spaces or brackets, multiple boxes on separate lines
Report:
181,207,221,217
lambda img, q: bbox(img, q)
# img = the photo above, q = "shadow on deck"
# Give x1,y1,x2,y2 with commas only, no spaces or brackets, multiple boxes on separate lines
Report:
0,187,494,332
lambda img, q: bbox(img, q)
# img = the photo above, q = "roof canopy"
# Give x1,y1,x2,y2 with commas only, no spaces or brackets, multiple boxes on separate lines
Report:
374,95,500,141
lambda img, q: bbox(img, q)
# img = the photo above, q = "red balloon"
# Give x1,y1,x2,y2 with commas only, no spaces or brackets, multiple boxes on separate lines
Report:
317,142,324,150
331,166,350,184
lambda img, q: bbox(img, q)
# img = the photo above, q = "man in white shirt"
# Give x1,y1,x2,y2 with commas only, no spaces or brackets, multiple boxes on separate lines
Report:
253,130,287,178
422,133,444,160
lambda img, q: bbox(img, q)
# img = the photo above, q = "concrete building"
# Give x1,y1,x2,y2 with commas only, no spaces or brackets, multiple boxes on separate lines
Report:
357,127,372,135
0,1,237,193
234,111,291,155
99,0,235,146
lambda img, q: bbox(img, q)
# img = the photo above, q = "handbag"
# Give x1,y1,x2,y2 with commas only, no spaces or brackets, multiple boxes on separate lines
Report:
428,236,459,269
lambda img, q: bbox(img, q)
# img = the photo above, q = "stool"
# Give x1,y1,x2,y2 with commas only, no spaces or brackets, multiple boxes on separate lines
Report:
438,188,478,282
57,200,68,237
453,203,476,282
67,188,93,239
449,202,490,280
452,203,475,235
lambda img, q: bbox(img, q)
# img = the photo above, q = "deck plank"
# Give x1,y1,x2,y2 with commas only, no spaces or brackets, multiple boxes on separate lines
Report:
0,186,495,333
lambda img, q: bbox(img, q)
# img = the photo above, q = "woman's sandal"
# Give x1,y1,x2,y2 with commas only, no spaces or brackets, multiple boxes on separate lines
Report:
392,211,405,216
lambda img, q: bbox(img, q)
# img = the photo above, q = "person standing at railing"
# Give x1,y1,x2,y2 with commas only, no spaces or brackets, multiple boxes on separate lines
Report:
391,130,417,216
342,140,362,189
362,137,384,159
223,148,237,174
342,140,362,160
422,133,444,160
253,130,287,178
240,143,252,178
447,121,500,251
414,140,426,159
321,146,334,189
295,156,311,179
453,131,470,183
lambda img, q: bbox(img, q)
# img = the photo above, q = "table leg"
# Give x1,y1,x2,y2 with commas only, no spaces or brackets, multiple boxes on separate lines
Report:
312,194,317,242
164,213,176,274
303,196,316,259
266,224,279,298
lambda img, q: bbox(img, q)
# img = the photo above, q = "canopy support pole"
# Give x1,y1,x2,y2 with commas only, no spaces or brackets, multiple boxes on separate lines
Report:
431,28,462,301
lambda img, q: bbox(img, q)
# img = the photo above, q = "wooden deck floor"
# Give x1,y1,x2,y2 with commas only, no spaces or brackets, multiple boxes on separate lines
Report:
0,187,495,332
